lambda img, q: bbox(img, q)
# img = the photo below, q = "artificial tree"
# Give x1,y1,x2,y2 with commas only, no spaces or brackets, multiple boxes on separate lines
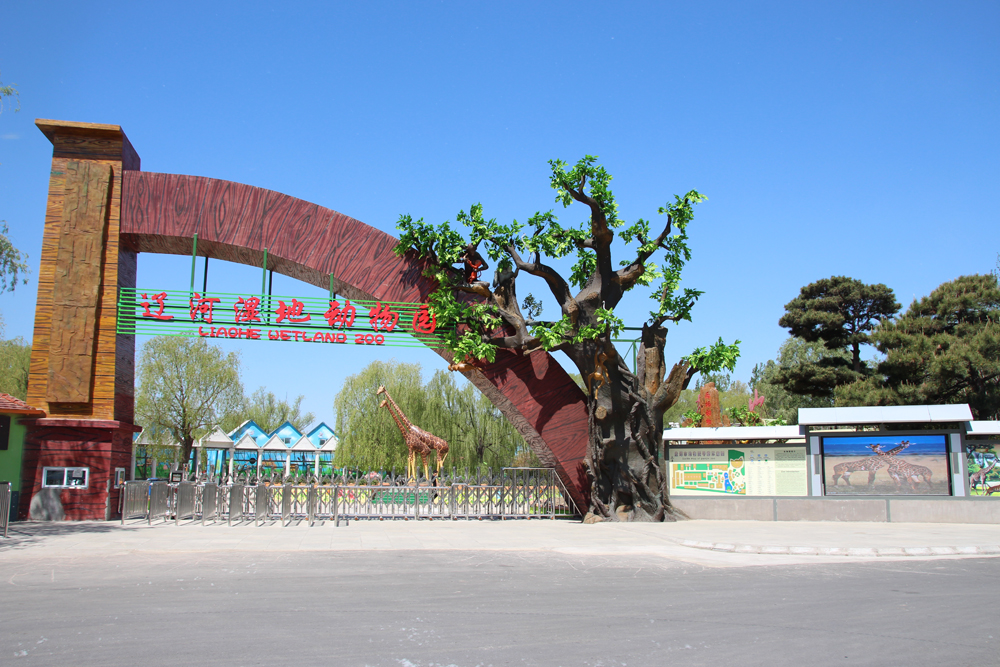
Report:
396,156,739,521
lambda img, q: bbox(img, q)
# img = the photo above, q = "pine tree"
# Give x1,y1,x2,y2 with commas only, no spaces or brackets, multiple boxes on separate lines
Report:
777,276,899,397
836,274,1000,419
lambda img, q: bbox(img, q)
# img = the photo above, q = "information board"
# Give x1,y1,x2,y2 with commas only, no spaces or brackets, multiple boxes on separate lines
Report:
668,446,808,496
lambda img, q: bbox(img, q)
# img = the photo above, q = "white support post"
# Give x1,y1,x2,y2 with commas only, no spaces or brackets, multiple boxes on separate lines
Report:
950,433,967,497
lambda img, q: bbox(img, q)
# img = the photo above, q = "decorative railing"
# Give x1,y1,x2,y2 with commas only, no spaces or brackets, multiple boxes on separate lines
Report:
121,467,579,525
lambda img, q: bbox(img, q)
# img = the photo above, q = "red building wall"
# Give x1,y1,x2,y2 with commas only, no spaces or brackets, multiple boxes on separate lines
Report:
19,420,136,521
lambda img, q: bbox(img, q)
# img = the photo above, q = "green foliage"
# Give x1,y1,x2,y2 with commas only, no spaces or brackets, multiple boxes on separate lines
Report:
684,337,741,374
549,156,621,227
835,274,1000,419
779,275,899,376
0,222,29,293
334,360,427,472
680,409,703,427
135,337,245,459
666,373,753,426
750,338,849,424
395,156,732,365
0,315,30,400
521,293,543,320
648,192,706,323
228,387,316,434
334,360,536,472
0,71,19,114
728,405,764,427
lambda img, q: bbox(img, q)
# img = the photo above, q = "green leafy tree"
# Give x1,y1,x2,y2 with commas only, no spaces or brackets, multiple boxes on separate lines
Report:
836,274,1000,419
226,387,316,434
0,222,29,294
0,70,19,114
334,360,535,473
750,338,850,424
135,337,245,467
423,369,537,471
334,360,427,472
395,156,739,521
777,276,898,396
1,73,26,283
0,315,31,400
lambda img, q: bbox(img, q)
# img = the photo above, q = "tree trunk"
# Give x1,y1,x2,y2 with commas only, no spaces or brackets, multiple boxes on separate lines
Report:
576,346,673,522
179,436,195,475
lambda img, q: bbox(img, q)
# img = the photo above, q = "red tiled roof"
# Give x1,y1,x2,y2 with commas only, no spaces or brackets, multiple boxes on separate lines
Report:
0,393,45,415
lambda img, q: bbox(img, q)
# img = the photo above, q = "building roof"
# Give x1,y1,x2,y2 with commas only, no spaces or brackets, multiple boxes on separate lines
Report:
262,434,291,450
798,404,973,426
0,393,45,416
663,425,805,442
272,420,303,438
967,421,1000,436
197,426,234,448
233,433,262,450
290,435,320,451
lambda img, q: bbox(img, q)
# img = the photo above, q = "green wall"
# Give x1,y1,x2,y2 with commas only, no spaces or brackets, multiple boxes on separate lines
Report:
0,416,27,493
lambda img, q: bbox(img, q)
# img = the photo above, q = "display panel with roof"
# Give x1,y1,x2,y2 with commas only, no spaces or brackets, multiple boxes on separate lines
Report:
821,434,951,496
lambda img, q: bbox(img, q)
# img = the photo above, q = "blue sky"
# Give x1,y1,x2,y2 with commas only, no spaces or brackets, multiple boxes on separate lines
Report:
822,434,947,457
1,2,997,428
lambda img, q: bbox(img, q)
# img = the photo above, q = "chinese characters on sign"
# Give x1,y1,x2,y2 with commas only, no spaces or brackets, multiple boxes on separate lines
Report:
140,292,172,321
189,293,221,324
121,288,442,349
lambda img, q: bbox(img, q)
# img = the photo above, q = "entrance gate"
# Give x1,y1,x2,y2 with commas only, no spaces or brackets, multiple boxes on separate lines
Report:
19,119,590,521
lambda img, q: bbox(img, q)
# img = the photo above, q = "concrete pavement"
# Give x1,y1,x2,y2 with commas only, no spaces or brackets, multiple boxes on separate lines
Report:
4,517,1000,566
4,519,1000,666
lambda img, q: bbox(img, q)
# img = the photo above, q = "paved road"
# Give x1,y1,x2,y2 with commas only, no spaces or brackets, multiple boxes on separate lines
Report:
2,533,998,666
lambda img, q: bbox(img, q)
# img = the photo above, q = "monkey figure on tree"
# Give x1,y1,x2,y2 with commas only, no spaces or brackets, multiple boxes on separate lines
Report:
458,241,489,284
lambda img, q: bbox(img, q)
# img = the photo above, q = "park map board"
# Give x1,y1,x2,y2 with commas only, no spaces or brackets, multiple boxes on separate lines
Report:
116,288,449,349
669,447,808,496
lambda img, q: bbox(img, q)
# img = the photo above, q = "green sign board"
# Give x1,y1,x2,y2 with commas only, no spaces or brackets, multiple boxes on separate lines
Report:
116,288,447,348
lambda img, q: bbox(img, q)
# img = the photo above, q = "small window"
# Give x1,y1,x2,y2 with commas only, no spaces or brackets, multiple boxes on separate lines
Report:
42,467,90,489
319,438,327,446
283,437,292,444
114,468,126,488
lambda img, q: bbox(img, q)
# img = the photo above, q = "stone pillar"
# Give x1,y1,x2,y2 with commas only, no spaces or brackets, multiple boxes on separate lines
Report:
20,120,141,521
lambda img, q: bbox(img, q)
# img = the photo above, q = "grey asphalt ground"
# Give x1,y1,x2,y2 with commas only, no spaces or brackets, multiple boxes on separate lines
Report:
3,520,1000,666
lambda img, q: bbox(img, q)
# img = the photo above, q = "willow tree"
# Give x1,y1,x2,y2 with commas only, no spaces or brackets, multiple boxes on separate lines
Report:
396,156,739,522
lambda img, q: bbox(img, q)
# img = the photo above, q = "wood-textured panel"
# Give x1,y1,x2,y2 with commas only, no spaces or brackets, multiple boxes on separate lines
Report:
29,122,139,423
120,170,591,507
47,161,112,403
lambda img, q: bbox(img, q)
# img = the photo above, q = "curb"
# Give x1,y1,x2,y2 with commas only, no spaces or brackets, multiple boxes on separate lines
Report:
678,540,1000,557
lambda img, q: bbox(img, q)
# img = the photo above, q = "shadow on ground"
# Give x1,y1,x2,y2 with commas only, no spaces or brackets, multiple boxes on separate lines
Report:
0,521,123,552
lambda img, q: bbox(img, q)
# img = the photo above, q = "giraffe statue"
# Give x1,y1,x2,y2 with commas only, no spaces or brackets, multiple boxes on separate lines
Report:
376,386,450,479
831,442,910,488
970,458,997,493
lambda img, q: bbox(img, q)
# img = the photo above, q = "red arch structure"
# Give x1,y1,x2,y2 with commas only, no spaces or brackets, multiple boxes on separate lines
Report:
20,120,588,519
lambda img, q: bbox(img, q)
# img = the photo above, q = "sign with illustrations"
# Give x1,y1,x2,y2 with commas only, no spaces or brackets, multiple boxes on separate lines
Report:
967,444,1000,496
117,288,448,349
668,447,807,496
822,434,950,496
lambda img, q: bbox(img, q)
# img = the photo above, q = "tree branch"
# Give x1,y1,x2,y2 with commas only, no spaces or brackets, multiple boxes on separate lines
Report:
506,244,574,308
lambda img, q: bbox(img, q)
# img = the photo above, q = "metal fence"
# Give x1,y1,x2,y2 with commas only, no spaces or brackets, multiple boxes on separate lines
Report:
119,467,578,526
0,482,10,538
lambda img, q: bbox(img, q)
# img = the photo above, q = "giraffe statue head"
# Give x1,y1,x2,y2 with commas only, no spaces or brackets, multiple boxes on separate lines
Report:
376,385,387,396
379,399,389,409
